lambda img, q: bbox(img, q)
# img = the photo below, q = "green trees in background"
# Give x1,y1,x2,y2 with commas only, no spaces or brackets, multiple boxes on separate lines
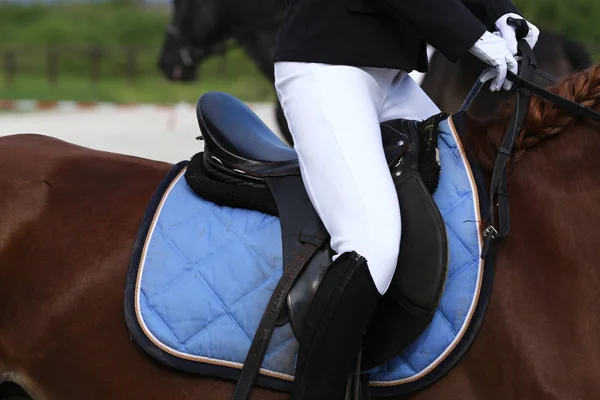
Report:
515,0,600,51
0,3,171,78
0,2,276,102
0,3,167,48
1,1,598,52
0,0,598,102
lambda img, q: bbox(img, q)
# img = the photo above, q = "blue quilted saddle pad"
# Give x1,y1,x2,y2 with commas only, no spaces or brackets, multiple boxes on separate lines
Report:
125,114,493,397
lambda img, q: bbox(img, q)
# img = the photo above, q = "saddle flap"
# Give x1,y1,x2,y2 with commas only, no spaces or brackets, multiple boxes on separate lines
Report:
362,116,448,369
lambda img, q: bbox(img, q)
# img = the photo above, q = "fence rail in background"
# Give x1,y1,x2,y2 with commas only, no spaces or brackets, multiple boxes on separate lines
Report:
1,45,229,86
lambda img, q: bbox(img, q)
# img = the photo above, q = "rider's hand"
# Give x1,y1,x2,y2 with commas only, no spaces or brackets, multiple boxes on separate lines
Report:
469,31,518,91
495,13,540,55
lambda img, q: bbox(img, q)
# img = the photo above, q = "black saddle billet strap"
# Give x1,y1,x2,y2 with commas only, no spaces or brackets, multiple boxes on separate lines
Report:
231,228,328,400
262,174,330,329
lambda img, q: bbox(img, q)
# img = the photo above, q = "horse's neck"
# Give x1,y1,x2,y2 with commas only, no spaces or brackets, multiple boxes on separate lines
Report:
235,30,278,80
462,112,511,172
498,117,600,307
424,119,600,399
226,0,284,80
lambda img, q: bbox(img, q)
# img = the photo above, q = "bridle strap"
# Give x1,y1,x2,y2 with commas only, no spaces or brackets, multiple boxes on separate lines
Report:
536,69,559,84
458,38,600,258
458,63,559,114
166,0,196,55
506,69,600,123
458,72,485,113
481,39,536,257
166,24,182,37
173,0,193,32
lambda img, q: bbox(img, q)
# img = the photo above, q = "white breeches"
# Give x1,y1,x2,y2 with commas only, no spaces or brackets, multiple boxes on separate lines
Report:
274,62,441,295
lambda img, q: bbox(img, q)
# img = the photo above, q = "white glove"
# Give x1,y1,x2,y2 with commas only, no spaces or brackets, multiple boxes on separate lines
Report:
495,13,540,55
469,31,519,91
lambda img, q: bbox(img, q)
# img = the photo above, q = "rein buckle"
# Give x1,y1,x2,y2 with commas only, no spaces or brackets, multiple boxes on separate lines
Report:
481,225,499,259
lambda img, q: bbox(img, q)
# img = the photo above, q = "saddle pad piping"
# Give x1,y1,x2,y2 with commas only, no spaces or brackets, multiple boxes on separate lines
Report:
125,114,496,397
369,114,496,397
132,167,295,383
370,116,485,387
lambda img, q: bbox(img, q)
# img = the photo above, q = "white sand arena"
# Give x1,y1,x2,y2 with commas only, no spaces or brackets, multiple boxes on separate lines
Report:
0,102,281,164
0,70,426,164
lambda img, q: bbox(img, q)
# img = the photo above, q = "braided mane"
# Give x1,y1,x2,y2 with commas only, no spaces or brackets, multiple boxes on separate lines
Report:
463,63,600,171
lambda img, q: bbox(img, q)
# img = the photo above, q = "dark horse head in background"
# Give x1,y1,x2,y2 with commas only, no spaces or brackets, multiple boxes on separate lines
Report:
158,0,593,143
157,0,292,142
420,31,593,117
157,0,229,82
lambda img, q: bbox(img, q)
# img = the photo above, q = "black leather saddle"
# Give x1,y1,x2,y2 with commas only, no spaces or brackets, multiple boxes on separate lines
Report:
185,91,448,372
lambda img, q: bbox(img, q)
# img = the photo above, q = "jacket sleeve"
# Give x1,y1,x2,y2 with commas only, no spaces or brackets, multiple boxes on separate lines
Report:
378,0,488,62
461,0,522,31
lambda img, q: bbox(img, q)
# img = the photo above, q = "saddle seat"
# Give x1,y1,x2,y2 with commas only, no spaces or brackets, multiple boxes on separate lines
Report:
197,92,298,163
190,91,448,372
197,91,410,171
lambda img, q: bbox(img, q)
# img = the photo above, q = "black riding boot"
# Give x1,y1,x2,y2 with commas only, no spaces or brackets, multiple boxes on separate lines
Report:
292,251,381,400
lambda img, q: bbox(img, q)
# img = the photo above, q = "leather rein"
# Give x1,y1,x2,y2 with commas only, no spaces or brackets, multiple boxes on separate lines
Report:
459,21,600,258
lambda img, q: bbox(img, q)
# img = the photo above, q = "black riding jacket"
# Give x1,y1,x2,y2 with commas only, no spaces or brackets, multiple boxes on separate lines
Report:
273,0,521,72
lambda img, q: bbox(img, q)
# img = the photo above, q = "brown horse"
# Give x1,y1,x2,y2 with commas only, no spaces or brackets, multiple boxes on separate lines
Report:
1,64,600,400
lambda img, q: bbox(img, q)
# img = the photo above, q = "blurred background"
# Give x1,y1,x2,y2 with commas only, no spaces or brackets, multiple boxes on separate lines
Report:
0,0,275,104
0,0,599,163
0,0,598,104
